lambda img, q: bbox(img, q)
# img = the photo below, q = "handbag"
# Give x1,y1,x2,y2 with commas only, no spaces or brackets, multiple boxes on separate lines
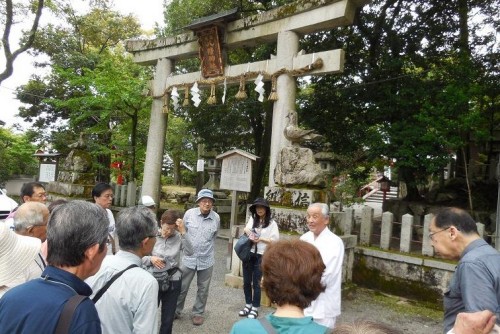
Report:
152,266,180,292
234,233,253,262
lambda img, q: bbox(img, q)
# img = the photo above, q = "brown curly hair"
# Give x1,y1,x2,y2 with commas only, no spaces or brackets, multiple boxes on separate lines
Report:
262,239,325,309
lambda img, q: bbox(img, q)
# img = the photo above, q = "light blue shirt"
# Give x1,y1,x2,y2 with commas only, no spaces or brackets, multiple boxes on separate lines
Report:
182,207,220,270
86,251,159,334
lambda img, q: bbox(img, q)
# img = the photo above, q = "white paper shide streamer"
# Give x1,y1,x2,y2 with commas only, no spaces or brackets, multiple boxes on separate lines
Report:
190,82,201,107
222,78,227,104
171,87,180,110
254,74,265,102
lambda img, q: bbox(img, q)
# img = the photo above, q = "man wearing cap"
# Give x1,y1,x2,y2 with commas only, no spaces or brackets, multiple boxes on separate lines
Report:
0,223,41,298
300,202,344,329
429,207,500,333
141,195,156,210
0,200,109,333
175,189,220,326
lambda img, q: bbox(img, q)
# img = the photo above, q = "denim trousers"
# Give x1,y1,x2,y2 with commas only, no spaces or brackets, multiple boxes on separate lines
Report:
242,252,263,307
175,265,214,315
158,279,182,334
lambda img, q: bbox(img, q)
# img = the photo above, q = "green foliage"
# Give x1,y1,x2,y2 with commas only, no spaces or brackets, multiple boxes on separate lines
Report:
299,0,499,200
0,128,38,184
16,4,149,182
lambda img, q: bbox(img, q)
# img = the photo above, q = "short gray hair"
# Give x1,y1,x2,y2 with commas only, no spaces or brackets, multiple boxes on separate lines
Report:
14,202,48,232
309,203,329,218
47,200,109,267
116,206,158,251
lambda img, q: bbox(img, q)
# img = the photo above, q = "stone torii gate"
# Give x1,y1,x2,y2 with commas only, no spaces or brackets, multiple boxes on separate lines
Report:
126,0,369,203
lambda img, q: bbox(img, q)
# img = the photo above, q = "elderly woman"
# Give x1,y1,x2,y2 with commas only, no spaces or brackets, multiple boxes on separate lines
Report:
142,210,194,334
230,239,329,334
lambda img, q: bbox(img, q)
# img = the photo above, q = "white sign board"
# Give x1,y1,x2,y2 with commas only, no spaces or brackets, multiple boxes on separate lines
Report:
220,155,252,192
197,159,205,172
39,163,57,182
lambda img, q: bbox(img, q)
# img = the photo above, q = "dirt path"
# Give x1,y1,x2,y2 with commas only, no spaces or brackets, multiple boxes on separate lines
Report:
172,237,444,334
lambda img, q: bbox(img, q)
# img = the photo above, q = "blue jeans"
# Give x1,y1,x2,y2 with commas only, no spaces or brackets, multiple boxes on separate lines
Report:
242,252,262,307
158,279,181,334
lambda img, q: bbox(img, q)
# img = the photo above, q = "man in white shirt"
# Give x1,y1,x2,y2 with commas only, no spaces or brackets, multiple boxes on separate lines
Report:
13,202,49,280
300,202,344,329
86,206,159,334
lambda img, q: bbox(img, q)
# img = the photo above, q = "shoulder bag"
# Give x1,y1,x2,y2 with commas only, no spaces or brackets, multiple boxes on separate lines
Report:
234,233,253,262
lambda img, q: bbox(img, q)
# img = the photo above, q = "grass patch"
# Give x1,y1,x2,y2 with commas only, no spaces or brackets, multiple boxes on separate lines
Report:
369,290,443,321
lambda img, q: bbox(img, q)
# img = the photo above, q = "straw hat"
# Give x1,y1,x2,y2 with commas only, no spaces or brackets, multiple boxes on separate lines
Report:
0,222,41,286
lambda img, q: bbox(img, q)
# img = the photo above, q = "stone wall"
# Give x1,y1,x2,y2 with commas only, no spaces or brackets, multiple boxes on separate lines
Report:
353,247,455,308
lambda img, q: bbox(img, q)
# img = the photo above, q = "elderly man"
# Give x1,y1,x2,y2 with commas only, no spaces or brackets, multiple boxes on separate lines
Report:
300,202,344,329
429,207,500,333
175,189,220,326
10,202,50,283
86,206,159,334
0,223,41,298
0,200,109,333
14,202,49,243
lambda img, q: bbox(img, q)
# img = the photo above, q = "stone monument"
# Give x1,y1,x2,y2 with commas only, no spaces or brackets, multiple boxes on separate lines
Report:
46,133,95,201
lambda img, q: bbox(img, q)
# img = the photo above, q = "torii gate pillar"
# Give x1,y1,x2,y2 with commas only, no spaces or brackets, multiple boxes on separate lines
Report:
269,31,298,187
141,58,173,205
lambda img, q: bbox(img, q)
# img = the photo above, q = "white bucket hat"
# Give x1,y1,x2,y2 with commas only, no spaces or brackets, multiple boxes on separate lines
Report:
0,222,41,286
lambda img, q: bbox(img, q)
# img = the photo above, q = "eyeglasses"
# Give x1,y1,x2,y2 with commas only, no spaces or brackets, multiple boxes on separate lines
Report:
199,199,213,204
428,227,451,240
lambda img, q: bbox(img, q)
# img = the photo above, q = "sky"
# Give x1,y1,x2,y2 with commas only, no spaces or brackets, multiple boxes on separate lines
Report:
0,0,165,129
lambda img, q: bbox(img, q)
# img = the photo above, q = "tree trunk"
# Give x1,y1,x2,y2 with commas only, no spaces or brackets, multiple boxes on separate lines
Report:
398,166,422,201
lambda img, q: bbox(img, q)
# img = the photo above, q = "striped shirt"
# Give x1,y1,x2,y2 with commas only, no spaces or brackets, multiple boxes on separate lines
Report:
182,207,220,270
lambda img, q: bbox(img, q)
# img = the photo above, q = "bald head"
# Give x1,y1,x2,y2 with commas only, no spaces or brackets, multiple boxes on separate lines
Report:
14,202,49,241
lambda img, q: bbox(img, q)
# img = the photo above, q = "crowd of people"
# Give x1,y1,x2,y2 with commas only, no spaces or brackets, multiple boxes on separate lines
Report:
1,182,500,334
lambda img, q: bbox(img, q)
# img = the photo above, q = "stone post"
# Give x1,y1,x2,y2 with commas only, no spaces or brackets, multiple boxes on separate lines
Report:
359,206,374,246
268,31,297,186
120,184,127,207
141,58,173,205
343,208,354,235
113,183,119,206
422,213,434,256
380,211,394,250
126,181,137,207
114,184,121,206
400,213,414,253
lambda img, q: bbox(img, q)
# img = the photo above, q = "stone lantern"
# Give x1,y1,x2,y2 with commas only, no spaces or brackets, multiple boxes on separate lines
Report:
314,143,338,175
202,151,221,190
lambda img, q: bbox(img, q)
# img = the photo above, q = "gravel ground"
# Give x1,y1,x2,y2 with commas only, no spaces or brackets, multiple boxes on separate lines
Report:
172,236,444,334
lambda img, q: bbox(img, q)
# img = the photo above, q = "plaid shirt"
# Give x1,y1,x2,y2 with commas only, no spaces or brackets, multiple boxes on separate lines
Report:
182,207,220,270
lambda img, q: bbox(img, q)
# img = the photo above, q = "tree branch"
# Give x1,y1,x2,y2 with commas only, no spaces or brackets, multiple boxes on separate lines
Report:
0,0,45,84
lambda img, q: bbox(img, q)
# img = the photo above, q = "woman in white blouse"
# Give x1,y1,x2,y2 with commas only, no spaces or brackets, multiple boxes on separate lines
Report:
238,197,279,319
